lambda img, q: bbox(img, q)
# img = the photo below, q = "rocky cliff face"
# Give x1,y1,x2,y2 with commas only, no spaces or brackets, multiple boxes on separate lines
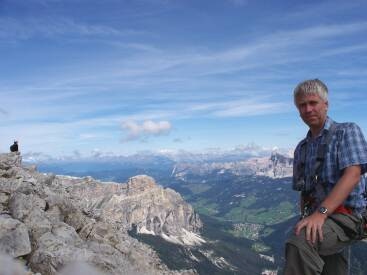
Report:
244,152,293,178
0,153,202,275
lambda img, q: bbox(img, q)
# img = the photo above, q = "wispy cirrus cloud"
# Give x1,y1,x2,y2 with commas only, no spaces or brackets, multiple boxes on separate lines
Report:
189,97,289,118
0,17,143,41
3,19,366,93
2,20,366,128
191,21,367,76
284,0,366,22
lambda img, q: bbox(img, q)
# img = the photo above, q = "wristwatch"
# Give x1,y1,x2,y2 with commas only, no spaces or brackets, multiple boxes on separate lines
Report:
318,206,328,215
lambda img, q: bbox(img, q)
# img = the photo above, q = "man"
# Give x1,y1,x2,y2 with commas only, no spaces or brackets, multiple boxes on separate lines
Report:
284,79,367,274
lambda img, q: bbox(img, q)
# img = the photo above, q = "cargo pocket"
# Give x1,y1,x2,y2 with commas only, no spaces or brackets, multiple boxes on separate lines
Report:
329,213,362,240
318,217,350,256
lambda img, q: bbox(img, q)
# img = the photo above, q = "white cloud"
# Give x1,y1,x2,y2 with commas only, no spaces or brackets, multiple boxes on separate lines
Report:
121,120,172,141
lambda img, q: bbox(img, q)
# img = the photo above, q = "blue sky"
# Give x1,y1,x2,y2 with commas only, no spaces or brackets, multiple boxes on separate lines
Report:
0,0,366,157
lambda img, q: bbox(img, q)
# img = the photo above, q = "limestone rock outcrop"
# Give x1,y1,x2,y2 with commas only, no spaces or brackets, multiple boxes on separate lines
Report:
243,152,293,178
0,152,201,275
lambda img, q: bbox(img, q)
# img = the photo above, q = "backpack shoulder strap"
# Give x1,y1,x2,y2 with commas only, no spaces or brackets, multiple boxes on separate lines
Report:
313,122,338,177
293,138,308,191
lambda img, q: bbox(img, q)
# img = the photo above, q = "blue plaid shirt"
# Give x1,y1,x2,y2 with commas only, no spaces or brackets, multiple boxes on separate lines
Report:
293,117,367,214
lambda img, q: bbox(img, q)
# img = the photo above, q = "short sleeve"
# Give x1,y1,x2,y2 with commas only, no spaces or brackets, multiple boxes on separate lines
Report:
338,123,367,174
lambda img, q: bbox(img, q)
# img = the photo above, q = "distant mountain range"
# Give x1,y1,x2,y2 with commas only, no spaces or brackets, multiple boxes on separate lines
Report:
24,147,293,183
172,152,292,179
23,144,293,164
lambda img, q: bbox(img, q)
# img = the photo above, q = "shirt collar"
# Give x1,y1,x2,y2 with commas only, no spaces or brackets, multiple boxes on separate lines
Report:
306,116,334,140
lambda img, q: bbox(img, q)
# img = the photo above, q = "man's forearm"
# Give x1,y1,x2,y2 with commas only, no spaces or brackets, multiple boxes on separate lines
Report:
320,165,361,214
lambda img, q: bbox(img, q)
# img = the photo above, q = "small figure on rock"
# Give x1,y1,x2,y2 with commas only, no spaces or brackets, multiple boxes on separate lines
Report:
10,140,18,152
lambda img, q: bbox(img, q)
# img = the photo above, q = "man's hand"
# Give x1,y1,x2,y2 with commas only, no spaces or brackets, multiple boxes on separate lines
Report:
295,212,327,244
295,165,361,244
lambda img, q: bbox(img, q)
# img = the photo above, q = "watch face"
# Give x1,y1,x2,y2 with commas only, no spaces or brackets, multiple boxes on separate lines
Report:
319,206,328,214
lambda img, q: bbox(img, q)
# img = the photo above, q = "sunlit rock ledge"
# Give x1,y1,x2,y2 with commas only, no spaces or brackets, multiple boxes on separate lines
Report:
0,152,201,275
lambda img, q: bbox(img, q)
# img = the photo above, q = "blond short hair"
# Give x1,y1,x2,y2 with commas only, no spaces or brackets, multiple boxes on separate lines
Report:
293,79,328,105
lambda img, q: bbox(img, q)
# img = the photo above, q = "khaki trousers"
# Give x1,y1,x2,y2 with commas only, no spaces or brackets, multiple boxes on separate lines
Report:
284,213,361,275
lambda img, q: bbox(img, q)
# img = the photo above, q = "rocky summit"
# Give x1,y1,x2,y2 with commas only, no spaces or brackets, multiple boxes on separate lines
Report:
0,152,202,275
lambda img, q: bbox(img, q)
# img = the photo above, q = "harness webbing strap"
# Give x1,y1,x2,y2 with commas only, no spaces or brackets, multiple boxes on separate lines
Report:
298,122,338,194
313,122,337,178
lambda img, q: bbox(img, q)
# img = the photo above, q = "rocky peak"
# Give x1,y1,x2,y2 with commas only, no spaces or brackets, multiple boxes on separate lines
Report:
0,153,201,275
243,153,292,178
270,152,292,166
126,175,156,195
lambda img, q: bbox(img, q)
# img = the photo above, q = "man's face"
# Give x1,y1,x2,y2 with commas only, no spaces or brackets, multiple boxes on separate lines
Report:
295,93,328,131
